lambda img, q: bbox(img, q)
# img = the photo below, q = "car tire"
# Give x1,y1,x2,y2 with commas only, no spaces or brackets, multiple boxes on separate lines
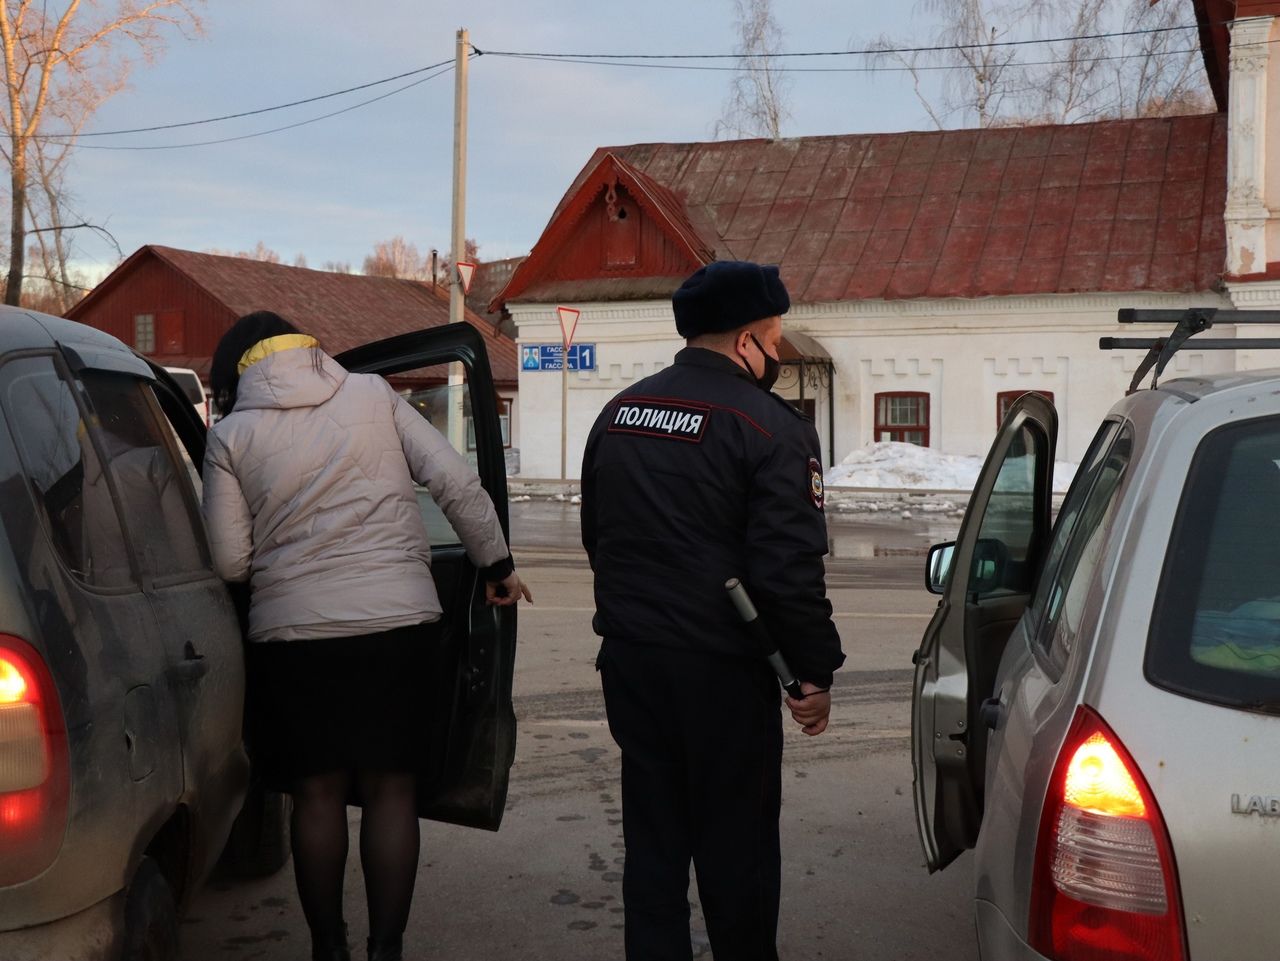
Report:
121,857,178,961
219,781,292,879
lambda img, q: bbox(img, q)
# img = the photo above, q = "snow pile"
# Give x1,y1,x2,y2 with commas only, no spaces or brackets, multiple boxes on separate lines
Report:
825,442,1078,493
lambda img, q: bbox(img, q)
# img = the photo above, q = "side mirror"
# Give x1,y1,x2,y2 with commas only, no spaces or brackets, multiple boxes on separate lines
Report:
925,542,956,595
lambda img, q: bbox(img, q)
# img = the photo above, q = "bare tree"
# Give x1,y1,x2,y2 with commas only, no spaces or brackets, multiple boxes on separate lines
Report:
205,241,283,263
26,100,87,311
22,83,125,312
321,260,353,274
363,236,431,280
434,237,480,287
1107,0,1214,119
364,236,481,285
714,0,791,140
871,0,1211,129
0,2,203,306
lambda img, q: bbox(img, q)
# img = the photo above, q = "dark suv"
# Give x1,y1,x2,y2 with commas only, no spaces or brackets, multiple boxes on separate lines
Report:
0,308,517,959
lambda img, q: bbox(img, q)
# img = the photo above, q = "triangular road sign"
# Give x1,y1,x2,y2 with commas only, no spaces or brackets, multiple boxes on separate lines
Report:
557,306,580,349
456,261,477,294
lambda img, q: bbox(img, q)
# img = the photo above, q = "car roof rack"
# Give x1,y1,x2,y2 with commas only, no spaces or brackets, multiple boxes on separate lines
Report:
1101,308,1280,393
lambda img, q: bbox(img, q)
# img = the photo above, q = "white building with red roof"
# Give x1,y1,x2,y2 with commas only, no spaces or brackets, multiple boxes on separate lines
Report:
495,0,1280,480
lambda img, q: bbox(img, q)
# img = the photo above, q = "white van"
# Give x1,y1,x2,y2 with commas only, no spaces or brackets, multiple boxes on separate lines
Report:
163,365,210,426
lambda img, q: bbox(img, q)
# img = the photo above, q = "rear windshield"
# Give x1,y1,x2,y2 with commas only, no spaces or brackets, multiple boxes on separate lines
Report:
1147,416,1280,714
166,370,203,405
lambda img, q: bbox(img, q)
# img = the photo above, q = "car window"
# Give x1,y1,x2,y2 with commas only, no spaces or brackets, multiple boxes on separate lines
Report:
78,370,211,582
1147,417,1280,714
394,364,480,550
1034,424,1132,667
970,421,1050,597
0,356,134,589
166,369,204,405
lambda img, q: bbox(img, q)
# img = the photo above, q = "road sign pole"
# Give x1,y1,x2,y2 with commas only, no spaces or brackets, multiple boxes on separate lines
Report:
561,354,568,480
556,307,580,481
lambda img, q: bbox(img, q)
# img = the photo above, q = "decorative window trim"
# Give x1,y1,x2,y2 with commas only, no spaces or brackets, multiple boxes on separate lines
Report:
875,391,930,447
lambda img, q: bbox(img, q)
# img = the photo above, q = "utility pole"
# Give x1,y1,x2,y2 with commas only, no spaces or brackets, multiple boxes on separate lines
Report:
450,28,469,325
447,28,470,451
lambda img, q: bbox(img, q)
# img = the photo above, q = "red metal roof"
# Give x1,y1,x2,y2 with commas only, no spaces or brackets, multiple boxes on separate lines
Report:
71,246,517,385
501,113,1227,306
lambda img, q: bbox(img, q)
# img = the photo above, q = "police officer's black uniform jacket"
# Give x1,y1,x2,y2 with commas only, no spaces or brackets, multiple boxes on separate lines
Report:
580,346,845,688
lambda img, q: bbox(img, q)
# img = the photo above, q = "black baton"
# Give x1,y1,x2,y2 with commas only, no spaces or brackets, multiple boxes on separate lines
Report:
725,578,805,699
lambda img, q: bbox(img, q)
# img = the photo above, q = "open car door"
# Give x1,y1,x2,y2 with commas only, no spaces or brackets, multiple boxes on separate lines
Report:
911,392,1056,871
337,323,515,831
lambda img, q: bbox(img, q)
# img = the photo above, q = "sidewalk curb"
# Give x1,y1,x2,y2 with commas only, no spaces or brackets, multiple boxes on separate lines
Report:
507,478,1066,518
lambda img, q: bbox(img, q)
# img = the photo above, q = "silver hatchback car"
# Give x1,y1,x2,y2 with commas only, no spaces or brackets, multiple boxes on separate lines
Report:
913,313,1280,961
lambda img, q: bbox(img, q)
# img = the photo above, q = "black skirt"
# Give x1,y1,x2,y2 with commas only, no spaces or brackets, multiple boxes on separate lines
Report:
244,620,440,790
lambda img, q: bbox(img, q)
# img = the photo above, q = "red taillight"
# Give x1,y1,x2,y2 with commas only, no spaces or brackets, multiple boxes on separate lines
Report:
0,635,68,886
1030,706,1186,961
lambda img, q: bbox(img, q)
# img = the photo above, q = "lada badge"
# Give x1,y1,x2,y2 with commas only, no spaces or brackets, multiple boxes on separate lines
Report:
1231,794,1280,817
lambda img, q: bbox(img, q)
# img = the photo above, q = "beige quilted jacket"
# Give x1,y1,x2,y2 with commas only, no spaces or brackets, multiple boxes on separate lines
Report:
201,346,511,642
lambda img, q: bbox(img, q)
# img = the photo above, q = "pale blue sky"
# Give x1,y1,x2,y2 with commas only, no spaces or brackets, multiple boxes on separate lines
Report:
62,2,978,277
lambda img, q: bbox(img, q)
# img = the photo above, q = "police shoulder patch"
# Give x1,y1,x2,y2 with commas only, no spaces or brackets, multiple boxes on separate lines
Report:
807,456,825,510
607,396,711,443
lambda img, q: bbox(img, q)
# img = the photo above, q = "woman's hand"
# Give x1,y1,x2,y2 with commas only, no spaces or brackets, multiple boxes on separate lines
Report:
486,571,533,606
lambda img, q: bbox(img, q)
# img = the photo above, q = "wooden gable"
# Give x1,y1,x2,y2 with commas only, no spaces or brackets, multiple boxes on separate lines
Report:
543,179,700,280
493,153,713,308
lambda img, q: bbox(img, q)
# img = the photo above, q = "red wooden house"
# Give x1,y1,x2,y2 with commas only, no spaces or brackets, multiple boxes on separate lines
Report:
65,245,519,448
66,245,516,384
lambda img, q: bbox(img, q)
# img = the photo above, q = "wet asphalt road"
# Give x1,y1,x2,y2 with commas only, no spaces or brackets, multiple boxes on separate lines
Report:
181,501,978,961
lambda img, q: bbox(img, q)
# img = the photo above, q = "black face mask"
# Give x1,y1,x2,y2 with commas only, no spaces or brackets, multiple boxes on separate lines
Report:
748,333,781,392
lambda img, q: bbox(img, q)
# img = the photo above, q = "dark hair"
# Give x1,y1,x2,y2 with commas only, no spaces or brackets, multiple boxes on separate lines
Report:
209,310,303,416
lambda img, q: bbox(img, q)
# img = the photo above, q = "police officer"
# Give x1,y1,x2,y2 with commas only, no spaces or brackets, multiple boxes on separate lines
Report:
581,260,846,961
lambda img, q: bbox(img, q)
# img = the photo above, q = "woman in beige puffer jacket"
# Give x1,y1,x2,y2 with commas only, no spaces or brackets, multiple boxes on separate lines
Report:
203,311,530,961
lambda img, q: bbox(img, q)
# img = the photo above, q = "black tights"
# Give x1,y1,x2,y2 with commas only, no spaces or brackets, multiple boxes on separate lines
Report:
291,770,420,946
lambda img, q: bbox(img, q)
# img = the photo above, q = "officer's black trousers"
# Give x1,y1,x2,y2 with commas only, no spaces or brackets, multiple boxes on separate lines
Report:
598,638,783,961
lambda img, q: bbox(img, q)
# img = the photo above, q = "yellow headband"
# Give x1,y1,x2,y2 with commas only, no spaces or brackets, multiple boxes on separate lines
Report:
237,334,319,374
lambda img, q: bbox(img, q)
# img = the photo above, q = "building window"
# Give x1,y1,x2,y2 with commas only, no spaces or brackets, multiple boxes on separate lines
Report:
466,397,512,451
875,391,930,446
996,390,1054,428
134,314,155,353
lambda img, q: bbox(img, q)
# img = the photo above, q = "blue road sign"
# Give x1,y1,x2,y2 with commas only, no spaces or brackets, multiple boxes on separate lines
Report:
569,344,596,371
521,344,597,371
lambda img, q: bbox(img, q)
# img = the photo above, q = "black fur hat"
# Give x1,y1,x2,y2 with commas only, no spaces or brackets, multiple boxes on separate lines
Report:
672,261,790,338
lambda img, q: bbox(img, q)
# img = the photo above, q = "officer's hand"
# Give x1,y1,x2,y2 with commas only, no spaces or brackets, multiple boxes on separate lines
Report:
785,681,831,736
486,572,533,606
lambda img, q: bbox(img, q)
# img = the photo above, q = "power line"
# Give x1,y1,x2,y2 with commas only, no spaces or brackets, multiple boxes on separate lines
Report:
24,16,1232,150
493,45,1206,75
479,21,1210,61
37,56,462,141
69,64,455,151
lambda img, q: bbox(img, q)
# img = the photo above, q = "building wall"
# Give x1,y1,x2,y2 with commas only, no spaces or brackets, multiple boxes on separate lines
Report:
796,290,1234,465
69,256,234,363
512,288,1244,481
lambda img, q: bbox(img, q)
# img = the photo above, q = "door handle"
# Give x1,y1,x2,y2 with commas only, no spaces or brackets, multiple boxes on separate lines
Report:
979,695,1003,730
174,640,208,682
